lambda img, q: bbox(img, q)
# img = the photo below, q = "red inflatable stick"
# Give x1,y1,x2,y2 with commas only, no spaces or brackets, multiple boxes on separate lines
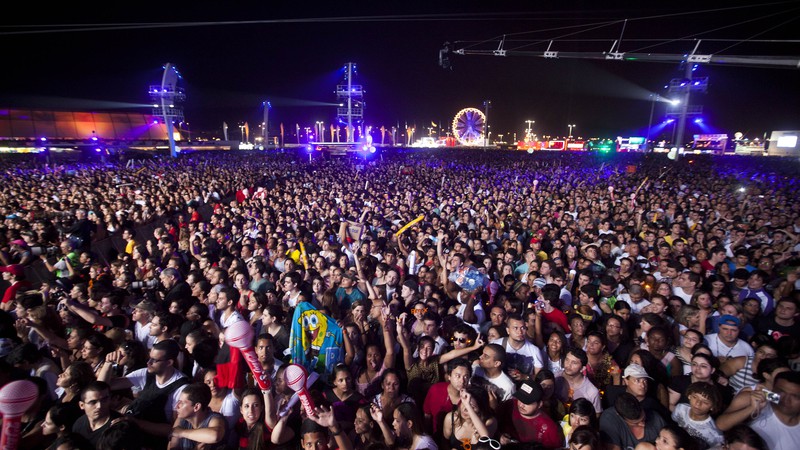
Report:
225,321,271,390
0,380,38,450
285,363,316,417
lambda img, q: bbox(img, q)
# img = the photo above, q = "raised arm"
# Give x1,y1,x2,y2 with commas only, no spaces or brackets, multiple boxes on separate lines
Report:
460,390,493,438
343,325,356,367
27,316,68,350
309,405,354,450
716,389,768,431
369,403,395,446
270,413,296,445
381,311,396,369
439,336,484,365
396,317,414,370
65,298,113,328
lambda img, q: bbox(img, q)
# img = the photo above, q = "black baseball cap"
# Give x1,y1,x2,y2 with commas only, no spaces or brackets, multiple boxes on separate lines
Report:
513,380,543,405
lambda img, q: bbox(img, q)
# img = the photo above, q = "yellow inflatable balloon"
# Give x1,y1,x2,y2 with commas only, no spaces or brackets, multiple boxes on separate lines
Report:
394,215,425,237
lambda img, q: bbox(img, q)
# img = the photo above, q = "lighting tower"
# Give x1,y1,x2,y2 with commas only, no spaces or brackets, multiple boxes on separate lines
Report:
335,62,364,143
666,62,708,150
149,63,185,158
262,100,271,148
525,120,535,141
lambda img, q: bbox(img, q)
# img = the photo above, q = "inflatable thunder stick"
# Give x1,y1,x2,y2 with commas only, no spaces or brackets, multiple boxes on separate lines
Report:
0,380,38,450
394,215,424,237
225,321,271,390
285,364,316,417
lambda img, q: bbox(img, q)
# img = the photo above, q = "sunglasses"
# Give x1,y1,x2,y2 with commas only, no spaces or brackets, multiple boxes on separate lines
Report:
450,336,473,345
411,308,428,314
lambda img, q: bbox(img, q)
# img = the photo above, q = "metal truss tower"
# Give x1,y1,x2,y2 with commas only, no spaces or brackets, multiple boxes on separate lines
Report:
335,62,364,143
150,63,185,158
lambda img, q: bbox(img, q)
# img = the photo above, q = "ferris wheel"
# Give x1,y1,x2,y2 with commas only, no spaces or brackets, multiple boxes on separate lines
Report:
452,108,486,145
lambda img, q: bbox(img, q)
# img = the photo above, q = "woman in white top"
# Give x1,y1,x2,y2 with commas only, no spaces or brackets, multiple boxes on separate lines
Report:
544,330,567,377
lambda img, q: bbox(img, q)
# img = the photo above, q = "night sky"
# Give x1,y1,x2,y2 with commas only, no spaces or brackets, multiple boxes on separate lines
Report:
1,2,798,142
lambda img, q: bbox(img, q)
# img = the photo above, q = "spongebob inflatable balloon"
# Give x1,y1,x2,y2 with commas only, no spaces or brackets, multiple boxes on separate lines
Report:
290,302,343,375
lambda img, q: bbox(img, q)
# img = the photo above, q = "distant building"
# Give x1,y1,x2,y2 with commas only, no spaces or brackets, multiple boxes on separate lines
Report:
0,108,171,141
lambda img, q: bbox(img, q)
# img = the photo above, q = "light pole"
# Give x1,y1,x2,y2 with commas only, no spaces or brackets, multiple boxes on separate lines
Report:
304,127,311,143
568,124,576,138
239,124,245,142
525,120,535,141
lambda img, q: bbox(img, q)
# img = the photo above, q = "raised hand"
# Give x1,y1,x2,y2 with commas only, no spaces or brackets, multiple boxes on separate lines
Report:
369,402,383,423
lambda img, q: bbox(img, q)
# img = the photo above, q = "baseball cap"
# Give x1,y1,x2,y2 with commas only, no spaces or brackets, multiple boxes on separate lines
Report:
533,278,547,289
10,239,27,248
718,314,741,328
513,380,543,405
530,237,541,245
623,363,653,380
0,264,25,277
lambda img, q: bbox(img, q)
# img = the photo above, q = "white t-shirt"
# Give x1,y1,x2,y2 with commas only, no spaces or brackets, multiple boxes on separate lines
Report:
671,403,723,448
673,286,693,304
751,403,800,450
219,310,245,330
472,365,516,402
135,321,156,349
490,338,543,375
126,368,188,420
616,293,651,315
456,298,485,327
705,334,754,359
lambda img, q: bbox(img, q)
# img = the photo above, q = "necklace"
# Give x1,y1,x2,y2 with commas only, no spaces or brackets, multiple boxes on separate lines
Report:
716,335,735,359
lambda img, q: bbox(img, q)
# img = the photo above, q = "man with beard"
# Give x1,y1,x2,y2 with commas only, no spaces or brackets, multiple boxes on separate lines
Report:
554,348,603,413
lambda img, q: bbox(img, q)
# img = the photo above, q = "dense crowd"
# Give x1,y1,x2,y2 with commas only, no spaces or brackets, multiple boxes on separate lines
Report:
0,149,799,450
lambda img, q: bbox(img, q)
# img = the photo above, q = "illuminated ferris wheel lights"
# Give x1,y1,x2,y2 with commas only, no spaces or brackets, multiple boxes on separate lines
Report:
452,107,486,146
